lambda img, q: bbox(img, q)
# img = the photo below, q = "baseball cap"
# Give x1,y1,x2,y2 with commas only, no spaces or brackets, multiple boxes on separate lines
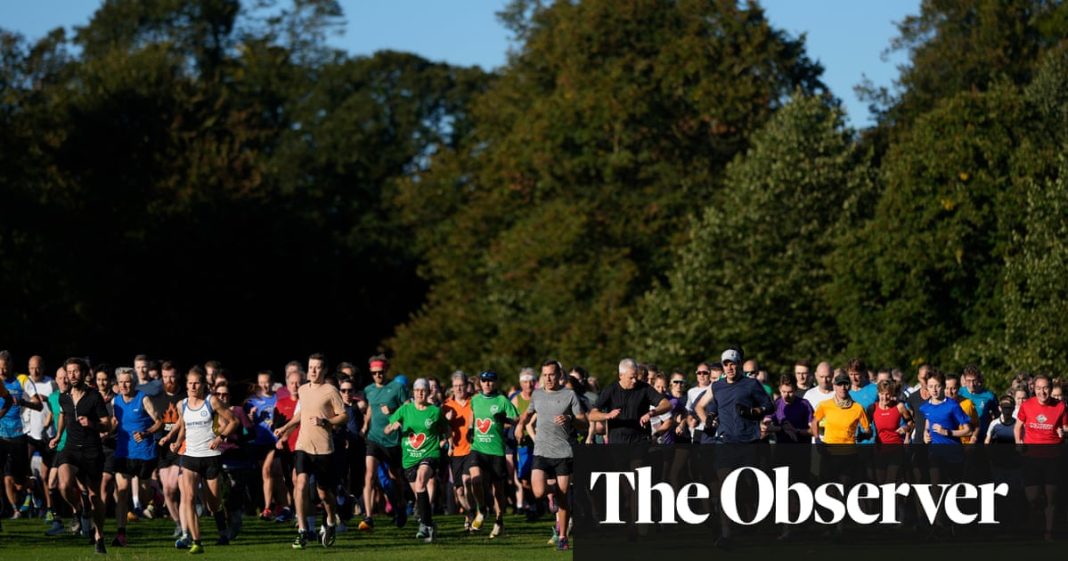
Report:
721,349,742,365
833,372,851,386
412,378,429,391
479,371,498,381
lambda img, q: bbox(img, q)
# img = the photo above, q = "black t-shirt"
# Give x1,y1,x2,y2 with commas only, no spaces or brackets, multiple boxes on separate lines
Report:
593,380,665,444
59,387,109,451
908,390,927,443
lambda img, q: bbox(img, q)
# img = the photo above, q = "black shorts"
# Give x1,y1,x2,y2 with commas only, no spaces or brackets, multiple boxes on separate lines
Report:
294,451,338,489
159,449,181,469
102,446,118,475
450,454,476,487
27,437,56,469
56,447,104,483
404,458,439,483
532,455,573,477
1023,454,1061,487
366,441,401,468
249,444,275,463
181,455,222,479
115,457,159,479
0,437,30,478
472,451,508,482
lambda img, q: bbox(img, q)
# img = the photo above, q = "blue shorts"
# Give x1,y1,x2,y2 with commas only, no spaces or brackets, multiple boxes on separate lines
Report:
516,446,533,480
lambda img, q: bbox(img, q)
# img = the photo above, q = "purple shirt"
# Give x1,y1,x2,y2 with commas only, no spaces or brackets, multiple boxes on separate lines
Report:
773,398,814,443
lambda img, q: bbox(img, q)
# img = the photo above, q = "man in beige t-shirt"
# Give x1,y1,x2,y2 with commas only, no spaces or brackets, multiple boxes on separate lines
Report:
275,354,347,549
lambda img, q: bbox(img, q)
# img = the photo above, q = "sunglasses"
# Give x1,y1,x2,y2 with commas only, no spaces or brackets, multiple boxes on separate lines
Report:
696,370,710,376
214,392,230,398
671,380,686,385
340,388,353,393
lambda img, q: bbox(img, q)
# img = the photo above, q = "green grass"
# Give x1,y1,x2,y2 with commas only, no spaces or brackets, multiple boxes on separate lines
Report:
0,514,572,561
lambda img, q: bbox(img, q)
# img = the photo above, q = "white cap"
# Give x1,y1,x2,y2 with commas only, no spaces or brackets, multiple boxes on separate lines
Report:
721,349,742,365
413,378,429,390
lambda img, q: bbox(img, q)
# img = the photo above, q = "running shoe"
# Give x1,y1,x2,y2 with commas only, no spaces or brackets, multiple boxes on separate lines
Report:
95,538,107,555
172,524,184,539
548,526,559,545
274,507,294,523
471,510,484,531
189,543,205,555
259,507,273,521
320,524,336,547
10,510,23,520
556,536,570,551
45,519,66,536
489,521,502,539
112,531,127,547
291,531,307,550
143,504,156,519
69,517,83,536
415,523,428,539
463,517,472,532
175,533,192,549
357,517,374,532
423,524,436,544
127,511,139,522
45,509,56,523
394,508,407,528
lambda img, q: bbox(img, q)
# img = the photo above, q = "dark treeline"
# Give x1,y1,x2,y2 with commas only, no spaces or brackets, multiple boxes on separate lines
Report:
2,0,1068,387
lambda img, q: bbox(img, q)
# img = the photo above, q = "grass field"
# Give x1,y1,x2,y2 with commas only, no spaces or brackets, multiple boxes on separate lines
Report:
0,514,572,561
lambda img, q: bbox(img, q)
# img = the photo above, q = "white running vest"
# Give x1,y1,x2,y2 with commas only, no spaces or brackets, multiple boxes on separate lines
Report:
182,398,220,458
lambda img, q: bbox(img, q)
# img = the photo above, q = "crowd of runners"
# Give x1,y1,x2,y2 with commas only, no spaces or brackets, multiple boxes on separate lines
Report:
0,347,1066,554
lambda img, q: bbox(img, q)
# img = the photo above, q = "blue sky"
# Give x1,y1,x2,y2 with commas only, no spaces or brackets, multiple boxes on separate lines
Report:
2,0,918,127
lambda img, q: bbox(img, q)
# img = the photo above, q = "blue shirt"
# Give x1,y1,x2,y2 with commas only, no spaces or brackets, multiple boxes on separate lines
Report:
0,378,25,439
959,387,996,440
707,376,774,443
919,399,971,445
244,393,278,446
850,383,879,444
113,392,156,460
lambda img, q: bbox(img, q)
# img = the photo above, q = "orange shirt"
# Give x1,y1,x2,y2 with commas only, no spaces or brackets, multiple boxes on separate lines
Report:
443,397,472,456
813,400,871,445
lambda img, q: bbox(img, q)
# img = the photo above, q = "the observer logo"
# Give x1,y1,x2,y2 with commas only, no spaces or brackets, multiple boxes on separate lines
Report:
591,467,1009,526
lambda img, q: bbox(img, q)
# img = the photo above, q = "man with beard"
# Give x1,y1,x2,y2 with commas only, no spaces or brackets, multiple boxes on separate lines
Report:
49,357,111,554
0,351,43,522
154,362,187,538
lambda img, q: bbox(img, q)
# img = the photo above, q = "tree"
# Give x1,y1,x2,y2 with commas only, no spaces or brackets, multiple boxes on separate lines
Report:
631,95,865,374
388,0,826,380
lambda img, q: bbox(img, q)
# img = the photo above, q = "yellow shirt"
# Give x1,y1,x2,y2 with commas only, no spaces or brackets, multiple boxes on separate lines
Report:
956,397,979,443
813,400,870,444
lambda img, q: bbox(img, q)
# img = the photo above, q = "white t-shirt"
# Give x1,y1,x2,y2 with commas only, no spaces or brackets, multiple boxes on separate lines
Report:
686,385,711,430
21,377,55,440
803,387,836,442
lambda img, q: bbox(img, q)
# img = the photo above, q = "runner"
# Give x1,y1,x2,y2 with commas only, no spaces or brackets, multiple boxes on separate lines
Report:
511,369,536,519
154,362,187,538
169,366,238,554
468,370,519,538
685,361,715,444
212,380,254,542
245,369,285,520
110,367,162,546
1,350,42,522
960,365,996,442
443,371,476,530
920,369,972,504
270,368,302,524
358,355,408,532
43,366,69,536
273,354,347,549
21,355,56,519
803,362,834,441
338,376,365,522
384,378,447,543
515,360,586,551
1013,373,1068,542
49,357,110,554
590,359,671,444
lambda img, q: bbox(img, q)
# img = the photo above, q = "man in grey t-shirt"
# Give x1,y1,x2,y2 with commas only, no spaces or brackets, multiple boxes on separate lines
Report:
516,360,586,551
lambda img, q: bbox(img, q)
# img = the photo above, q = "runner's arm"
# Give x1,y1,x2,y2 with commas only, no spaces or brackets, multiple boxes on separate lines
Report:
141,396,164,435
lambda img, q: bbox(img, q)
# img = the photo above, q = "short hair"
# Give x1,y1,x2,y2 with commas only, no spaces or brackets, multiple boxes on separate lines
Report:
133,354,149,363
794,360,811,370
115,367,136,381
257,369,273,379
187,365,207,381
945,372,960,384
309,353,328,372
285,360,303,371
204,360,222,370
569,365,588,379
64,357,90,372
540,360,563,376
847,358,866,372
962,364,982,380
161,360,178,372
926,369,946,385
778,375,796,389
1034,373,1053,386
618,358,638,375
451,370,467,383
368,354,388,365
0,350,11,363
877,379,899,396
337,361,357,374
710,362,724,372
646,363,661,376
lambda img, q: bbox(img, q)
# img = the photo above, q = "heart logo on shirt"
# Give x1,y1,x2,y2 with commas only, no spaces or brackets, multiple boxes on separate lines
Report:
408,433,426,449
476,418,492,434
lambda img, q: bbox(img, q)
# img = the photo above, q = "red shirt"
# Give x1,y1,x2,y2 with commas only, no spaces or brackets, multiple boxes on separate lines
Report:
873,404,904,444
1017,397,1067,445
274,396,300,452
